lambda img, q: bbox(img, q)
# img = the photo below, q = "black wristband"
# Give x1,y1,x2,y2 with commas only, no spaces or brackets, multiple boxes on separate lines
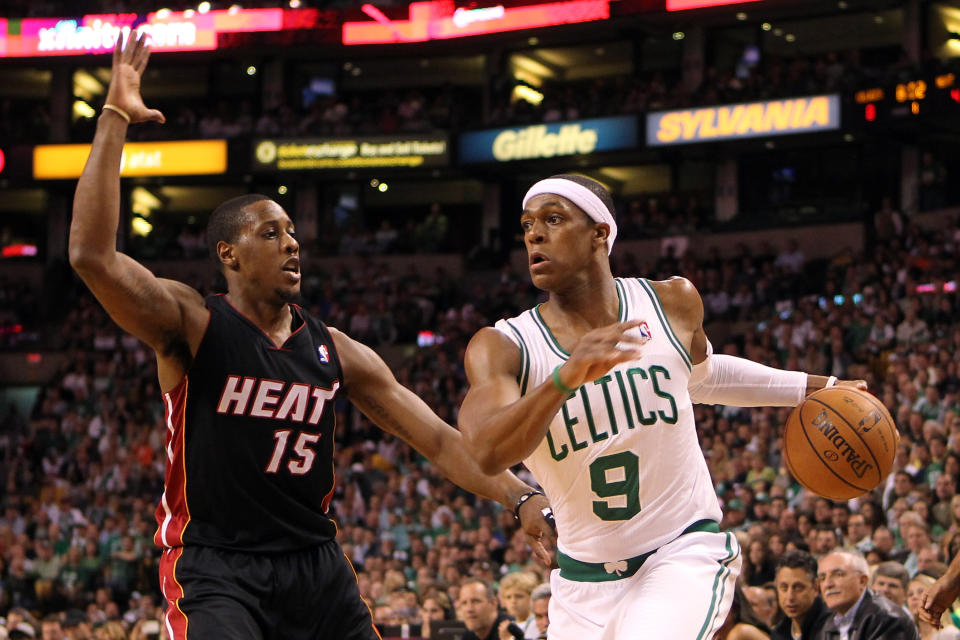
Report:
514,490,545,520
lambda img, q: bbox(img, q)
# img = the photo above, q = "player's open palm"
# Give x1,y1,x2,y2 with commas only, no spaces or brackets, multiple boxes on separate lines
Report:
105,31,165,124
562,320,645,388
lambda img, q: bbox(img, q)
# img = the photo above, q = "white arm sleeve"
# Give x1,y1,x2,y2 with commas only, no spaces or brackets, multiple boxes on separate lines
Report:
688,349,808,407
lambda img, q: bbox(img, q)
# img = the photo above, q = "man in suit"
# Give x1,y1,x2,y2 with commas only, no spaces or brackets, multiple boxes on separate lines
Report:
816,550,918,639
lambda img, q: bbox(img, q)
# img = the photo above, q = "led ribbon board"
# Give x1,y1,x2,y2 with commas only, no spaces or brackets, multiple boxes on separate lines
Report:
646,95,840,146
34,140,228,179
666,0,762,10
0,8,283,57
253,134,449,169
342,0,609,45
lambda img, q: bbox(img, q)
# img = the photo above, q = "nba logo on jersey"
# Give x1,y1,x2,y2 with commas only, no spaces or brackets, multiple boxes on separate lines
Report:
317,345,329,363
637,321,652,344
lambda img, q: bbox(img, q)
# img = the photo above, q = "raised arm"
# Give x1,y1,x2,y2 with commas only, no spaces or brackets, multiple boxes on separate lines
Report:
653,277,865,405
332,327,533,507
459,323,643,475
69,34,205,389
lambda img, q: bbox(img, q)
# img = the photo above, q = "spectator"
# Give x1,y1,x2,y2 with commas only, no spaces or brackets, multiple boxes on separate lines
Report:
743,585,778,630
39,615,64,640
497,572,537,639
773,549,830,640
871,562,910,609
416,203,449,253
846,512,873,553
420,592,454,639
907,573,960,640
713,583,771,639
456,578,510,640
529,584,550,640
817,550,918,639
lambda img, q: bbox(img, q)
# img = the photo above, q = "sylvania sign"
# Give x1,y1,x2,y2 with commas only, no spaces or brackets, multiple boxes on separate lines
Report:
646,95,840,146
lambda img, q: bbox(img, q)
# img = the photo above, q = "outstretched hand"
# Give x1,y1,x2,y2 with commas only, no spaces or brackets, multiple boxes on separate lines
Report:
105,31,165,125
518,492,557,567
920,575,960,629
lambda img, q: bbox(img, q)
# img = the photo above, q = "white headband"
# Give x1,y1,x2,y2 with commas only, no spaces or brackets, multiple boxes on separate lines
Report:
522,178,617,255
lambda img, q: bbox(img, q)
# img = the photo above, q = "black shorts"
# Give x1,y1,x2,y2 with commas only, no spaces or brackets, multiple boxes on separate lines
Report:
158,540,380,640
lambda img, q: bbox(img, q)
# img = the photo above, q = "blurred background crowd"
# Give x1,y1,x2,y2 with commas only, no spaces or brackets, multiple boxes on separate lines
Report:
1,202,958,638
2,0,960,637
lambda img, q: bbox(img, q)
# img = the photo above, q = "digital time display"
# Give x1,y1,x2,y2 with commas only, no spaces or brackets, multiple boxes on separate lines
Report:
855,72,960,122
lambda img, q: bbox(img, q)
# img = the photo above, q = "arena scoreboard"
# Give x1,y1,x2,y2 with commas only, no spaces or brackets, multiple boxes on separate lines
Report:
854,72,960,123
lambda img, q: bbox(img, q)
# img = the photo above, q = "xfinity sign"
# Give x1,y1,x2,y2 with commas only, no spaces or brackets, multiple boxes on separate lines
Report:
459,116,636,164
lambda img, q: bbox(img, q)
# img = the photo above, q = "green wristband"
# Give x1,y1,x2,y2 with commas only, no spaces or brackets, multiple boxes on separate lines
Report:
551,365,576,395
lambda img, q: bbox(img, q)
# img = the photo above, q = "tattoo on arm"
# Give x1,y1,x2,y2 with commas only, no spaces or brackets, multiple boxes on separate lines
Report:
358,394,415,442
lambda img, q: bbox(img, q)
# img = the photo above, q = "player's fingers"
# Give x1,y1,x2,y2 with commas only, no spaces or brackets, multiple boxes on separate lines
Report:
146,108,166,124
113,32,122,68
131,31,146,64
123,29,137,61
531,540,551,567
616,319,643,333
134,43,151,74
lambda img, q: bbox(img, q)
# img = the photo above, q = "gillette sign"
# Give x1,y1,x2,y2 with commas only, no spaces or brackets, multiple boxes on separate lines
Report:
459,116,637,163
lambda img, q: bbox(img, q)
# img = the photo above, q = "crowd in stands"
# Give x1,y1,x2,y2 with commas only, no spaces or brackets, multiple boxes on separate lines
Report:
0,200,957,638
3,40,947,150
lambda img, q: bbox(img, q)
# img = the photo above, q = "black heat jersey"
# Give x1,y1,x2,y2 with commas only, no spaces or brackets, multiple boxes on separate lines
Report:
153,294,342,552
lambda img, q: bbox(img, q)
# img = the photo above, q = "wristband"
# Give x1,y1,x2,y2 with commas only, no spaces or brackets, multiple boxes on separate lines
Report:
102,104,131,123
551,365,576,395
825,376,838,388
514,490,545,520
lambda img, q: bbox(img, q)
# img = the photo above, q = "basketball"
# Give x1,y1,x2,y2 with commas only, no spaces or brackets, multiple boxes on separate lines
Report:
784,386,899,501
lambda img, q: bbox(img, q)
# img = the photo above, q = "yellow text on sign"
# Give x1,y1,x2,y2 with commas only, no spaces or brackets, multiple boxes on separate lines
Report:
33,140,228,179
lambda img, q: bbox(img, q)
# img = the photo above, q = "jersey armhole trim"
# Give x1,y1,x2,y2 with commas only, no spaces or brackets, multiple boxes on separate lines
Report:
504,321,531,396
637,278,693,370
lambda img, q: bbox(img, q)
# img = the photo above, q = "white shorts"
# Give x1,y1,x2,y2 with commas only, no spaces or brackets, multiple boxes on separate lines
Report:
547,529,741,640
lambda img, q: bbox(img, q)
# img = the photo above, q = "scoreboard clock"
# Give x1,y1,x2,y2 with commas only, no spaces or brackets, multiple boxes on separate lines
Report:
854,72,960,122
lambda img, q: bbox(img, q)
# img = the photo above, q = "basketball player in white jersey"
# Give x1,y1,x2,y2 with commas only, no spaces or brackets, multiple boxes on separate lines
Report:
458,175,866,640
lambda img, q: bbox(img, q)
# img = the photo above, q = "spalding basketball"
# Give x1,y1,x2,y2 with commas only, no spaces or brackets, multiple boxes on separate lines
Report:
783,386,899,501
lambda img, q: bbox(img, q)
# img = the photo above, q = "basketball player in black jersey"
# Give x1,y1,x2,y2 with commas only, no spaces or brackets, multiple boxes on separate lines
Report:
69,34,554,640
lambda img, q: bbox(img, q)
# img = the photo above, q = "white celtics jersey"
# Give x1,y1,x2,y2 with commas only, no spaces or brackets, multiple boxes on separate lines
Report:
494,278,722,563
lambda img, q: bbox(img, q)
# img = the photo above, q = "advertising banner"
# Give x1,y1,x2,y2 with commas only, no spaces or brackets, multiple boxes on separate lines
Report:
343,0,609,45
0,8,284,57
646,95,840,146
458,116,637,163
253,134,449,169
34,140,227,178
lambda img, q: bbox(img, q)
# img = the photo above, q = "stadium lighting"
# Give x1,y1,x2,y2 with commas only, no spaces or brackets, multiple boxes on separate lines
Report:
785,34,796,42
72,100,96,119
247,65,257,76
278,185,288,195
197,2,211,13
513,84,544,106
736,12,747,20
229,4,242,14
157,8,171,18
289,0,301,7
378,182,389,192
672,31,685,40
184,9,195,17
131,217,154,237
761,22,771,31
